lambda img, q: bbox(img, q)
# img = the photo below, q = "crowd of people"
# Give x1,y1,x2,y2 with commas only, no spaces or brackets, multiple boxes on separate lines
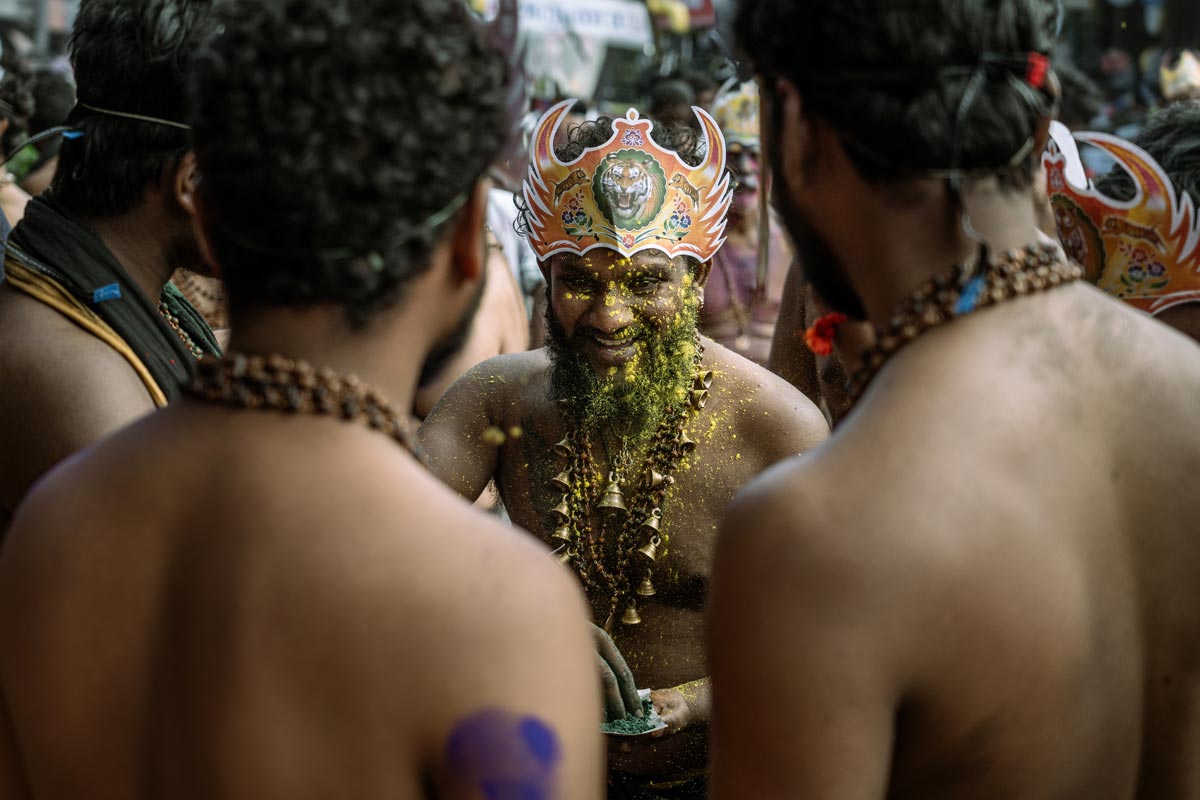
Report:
0,0,1197,798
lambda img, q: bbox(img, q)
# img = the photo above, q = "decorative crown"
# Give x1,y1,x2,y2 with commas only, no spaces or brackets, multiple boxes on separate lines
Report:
712,79,761,151
1161,50,1200,102
1044,121,1200,316
522,100,733,263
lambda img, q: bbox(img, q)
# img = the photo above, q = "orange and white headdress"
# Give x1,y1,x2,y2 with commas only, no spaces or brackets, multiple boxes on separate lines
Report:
1044,121,1200,316
522,100,733,263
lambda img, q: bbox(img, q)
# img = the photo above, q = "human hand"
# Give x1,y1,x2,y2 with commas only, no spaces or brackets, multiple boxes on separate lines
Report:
648,688,692,738
593,624,643,722
650,678,710,738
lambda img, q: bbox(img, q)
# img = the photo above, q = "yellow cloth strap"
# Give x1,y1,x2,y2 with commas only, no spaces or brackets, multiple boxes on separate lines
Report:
4,258,168,407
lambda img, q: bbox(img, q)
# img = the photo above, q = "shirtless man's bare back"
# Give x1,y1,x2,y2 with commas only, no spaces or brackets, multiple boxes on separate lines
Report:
0,2,602,796
421,108,827,793
711,2,1200,797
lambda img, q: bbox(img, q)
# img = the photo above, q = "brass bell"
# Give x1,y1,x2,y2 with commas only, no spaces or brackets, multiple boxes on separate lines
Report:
644,469,665,490
550,470,572,491
597,472,627,512
638,574,657,597
638,534,662,563
679,432,697,453
691,389,710,410
553,437,573,456
621,603,642,626
552,524,574,544
552,495,571,518
694,370,714,390
556,548,574,566
641,508,662,533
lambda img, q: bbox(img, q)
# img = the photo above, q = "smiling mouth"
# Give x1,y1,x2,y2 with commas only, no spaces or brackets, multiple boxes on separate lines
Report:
593,334,636,348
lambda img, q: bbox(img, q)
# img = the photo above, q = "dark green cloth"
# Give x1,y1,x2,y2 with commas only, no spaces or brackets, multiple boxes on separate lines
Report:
7,195,219,400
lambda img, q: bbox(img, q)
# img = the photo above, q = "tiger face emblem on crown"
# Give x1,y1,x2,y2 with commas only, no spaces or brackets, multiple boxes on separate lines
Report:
595,151,667,230
522,101,733,262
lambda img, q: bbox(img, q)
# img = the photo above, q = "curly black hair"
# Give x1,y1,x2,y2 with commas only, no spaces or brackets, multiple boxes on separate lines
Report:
736,0,1056,189
50,0,212,217
189,0,506,326
0,61,35,156
1094,102,1200,204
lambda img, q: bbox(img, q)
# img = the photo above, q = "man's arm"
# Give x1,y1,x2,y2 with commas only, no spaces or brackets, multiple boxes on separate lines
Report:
432,557,604,798
418,357,522,502
0,300,156,514
742,365,830,466
767,261,822,404
708,474,899,799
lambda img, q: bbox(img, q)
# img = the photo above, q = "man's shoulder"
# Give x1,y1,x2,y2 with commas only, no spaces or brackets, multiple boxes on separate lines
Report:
0,284,155,509
447,348,552,404
0,283,149,397
704,338,828,453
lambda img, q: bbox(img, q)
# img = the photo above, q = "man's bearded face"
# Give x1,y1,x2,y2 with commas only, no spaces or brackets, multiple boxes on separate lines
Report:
419,249,489,389
546,249,701,431
762,90,867,320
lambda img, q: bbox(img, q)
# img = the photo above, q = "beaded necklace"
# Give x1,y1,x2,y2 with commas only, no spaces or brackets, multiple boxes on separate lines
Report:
158,300,205,359
848,243,1083,403
186,353,419,456
551,343,711,633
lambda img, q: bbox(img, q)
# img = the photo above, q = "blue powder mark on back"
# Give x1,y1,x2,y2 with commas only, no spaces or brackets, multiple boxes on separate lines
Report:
518,717,559,766
446,709,560,800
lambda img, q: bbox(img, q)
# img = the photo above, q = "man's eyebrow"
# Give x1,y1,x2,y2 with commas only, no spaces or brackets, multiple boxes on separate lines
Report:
556,258,593,274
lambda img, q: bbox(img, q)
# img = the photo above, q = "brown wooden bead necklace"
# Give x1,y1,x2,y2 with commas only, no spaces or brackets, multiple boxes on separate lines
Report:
551,342,710,633
186,353,419,456
847,242,1083,403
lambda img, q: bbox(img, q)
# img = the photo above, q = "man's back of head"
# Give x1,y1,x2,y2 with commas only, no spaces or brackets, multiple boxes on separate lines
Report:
709,2,1200,798
51,0,209,218
0,2,603,798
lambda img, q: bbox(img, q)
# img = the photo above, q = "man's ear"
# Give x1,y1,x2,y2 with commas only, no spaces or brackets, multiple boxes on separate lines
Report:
691,257,712,290
173,151,200,217
450,181,491,284
1034,70,1062,155
774,78,813,192
189,186,223,279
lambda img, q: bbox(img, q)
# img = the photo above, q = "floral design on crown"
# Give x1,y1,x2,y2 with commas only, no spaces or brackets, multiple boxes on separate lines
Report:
522,100,733,262
1044,121,1200,317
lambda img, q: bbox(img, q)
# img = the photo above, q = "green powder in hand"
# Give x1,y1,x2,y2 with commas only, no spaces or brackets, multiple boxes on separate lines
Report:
602,698,662,735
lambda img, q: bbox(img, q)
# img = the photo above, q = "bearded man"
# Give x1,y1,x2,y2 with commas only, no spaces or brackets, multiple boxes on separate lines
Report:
0,0,219,535
0,1,603,796
710,1,1200,798
420,102,828,797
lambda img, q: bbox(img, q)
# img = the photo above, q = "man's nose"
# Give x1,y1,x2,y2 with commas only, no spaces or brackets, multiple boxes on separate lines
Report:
589,290,635,334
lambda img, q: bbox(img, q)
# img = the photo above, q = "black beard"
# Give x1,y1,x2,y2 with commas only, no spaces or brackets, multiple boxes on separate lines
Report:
418,270,488,390
766,116,867,320
545,302,699,440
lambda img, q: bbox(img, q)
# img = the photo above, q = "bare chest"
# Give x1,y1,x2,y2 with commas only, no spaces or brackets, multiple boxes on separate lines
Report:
494,403,757,612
